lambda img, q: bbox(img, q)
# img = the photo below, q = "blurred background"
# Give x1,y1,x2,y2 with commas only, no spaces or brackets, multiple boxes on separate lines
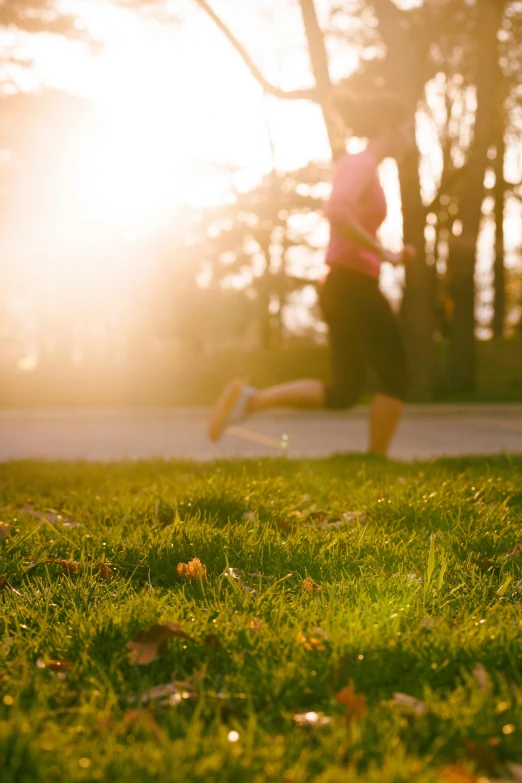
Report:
1,0,521,408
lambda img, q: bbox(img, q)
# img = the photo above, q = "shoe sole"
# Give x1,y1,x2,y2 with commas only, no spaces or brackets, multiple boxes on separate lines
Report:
208,378,244,442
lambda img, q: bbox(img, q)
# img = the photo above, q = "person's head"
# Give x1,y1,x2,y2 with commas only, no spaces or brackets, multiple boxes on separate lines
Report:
333,91,415,162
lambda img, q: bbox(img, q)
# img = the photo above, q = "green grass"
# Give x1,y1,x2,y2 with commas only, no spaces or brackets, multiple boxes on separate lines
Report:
1,456,522,783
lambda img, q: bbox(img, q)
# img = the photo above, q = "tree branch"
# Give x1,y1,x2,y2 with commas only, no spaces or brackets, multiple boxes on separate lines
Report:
299,0,346,158
193,0,318,101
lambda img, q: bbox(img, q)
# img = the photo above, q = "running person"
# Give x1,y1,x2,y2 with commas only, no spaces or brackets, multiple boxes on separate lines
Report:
209,94,416,457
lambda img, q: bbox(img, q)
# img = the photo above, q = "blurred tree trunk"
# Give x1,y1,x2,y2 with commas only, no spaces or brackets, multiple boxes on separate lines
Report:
493,75,507,339
399,147,437,398
493,135,506,339
448,0,502,393
369,0,437,397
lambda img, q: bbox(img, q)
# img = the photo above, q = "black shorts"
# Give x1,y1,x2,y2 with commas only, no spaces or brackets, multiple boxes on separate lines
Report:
319,266,408,409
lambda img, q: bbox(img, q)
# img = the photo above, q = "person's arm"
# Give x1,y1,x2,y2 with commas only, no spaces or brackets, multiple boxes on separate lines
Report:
329,216,403,266
326,156,413,266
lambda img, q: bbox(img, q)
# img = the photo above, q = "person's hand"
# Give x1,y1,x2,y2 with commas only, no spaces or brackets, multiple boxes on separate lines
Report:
381,248,403,266
381,245,417,266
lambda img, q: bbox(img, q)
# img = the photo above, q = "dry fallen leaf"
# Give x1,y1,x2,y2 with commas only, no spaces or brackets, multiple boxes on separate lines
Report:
472,663,492,693
27,559,113,581
97,562,114,582
249,618,263,632
472,554,501,574
176,558,207,580
335,685,367,720
126,622,220,664
0,524,11,542
301,577,321,593
296,627,330,652
392,692,427,717
37,559,80,577
126,622,195,665
293,711,332,727
439,765,476,783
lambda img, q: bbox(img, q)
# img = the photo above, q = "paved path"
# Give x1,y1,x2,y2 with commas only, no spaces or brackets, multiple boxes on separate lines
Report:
0,406,521,462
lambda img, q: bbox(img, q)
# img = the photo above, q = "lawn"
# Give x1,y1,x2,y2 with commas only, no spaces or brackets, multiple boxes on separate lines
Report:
0,457,521,783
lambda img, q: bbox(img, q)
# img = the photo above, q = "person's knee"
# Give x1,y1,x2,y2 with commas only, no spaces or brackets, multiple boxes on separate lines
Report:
324,382,361,410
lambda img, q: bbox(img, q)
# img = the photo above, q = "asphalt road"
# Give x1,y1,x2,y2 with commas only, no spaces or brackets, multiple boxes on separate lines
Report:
0,405,521,462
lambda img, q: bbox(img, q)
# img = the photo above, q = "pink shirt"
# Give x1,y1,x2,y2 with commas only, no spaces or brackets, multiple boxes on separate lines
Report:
325,150,387,279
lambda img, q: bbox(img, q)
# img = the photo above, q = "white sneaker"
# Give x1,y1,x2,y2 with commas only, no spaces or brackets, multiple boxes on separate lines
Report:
208,379,257,442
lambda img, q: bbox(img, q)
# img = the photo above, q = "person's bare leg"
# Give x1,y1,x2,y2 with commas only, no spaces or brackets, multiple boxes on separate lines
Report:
248,380,324,413
209,378,325,441
369,393,403,457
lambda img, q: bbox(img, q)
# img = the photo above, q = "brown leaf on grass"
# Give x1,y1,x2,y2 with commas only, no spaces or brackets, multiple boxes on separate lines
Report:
127,622,195,665
296,627,330,652
0,524,11,541
26,559,113,580
0,576,21,597
335,685,367,720
249,618,263,632
472,663,492,693
36,559,80,577
97,562,114,582
439,765,476,783
472,554,501,574
301,577,321,593
176,558,207,580
392,692,427,717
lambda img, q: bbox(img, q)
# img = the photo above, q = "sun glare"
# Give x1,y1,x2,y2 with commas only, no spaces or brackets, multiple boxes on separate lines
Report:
34,2,334,228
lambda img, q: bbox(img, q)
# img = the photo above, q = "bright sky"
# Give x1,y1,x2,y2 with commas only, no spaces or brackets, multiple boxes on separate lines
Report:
26,1,330,225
